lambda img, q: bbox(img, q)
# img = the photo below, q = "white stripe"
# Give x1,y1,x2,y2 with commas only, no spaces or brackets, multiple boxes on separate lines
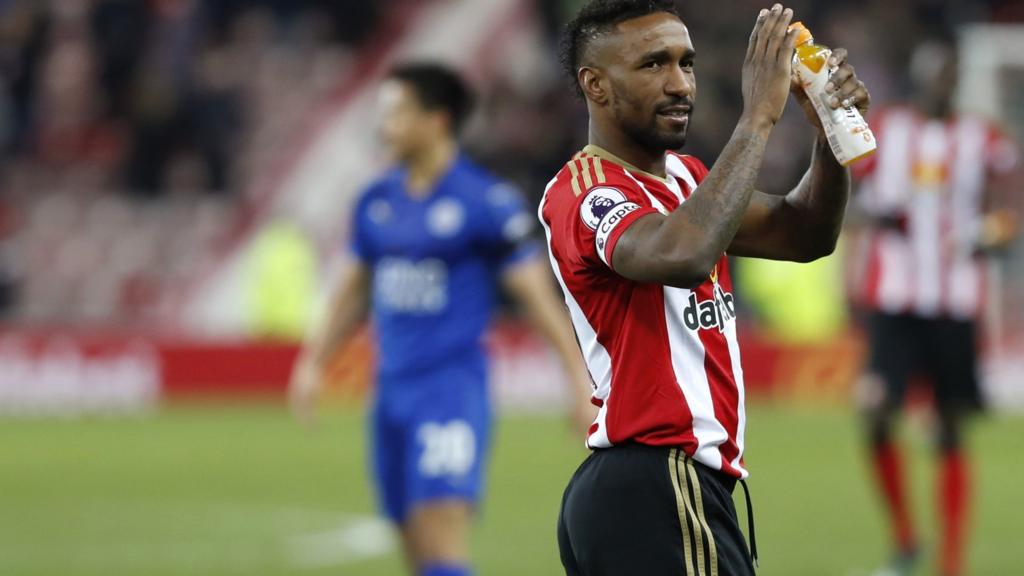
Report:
910,192,942,315
909,121,948,316
722,302,749,478
948,260,981,319
871,111,914,312
946,118,987,317
664,155,693,202
538,176,611,447
622,170,669,215
662,286,728,471
876,233,911,312
873,112,914,213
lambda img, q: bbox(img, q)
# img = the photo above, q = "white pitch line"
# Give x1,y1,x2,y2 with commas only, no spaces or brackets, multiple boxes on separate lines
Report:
287,514,396,569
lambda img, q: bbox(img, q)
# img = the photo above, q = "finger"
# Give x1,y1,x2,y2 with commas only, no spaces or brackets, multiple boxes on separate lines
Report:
757,4,784,59
835,77,863,101
850,85,871,112
746,8,769,62
828,47,848,69
833,81,869,110
764,5,792,59
826,63,855,94
781,20,800,62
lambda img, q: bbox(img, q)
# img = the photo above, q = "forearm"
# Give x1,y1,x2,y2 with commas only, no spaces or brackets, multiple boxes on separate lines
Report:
504,261,593,398
786,134,850,245
306,299,366,368
529,303,591,386
617,119,771,286
299,264,371,369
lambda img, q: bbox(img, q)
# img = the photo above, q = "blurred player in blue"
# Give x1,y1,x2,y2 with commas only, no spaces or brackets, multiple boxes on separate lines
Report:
288,63,594,576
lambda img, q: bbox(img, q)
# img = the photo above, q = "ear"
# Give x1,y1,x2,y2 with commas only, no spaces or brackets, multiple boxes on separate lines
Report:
579,66,608,105
428,109,454,139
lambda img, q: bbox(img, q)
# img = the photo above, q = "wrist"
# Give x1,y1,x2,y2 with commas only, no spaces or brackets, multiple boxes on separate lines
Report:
736,113,775,137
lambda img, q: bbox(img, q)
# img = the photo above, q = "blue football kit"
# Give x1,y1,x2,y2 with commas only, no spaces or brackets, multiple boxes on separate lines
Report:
350,154,537,522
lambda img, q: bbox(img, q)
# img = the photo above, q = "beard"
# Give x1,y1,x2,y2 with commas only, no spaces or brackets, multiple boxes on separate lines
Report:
610,97,692,153
612,86,692,154
624,114,689,152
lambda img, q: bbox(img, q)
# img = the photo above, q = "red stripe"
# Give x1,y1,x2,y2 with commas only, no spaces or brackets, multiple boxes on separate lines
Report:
863,233,883,309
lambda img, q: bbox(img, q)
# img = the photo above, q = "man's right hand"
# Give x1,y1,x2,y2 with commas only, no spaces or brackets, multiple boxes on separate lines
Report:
288,354,322,429
740,4,799,129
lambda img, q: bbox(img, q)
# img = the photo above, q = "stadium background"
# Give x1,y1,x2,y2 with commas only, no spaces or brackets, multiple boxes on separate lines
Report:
1,0,1022,574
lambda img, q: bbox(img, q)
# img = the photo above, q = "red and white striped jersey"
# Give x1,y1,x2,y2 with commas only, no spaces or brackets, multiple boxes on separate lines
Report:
853,106,1019,319
539,144,747,479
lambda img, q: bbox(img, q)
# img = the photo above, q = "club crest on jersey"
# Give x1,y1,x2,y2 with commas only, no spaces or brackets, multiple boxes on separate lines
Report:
580,187,628,230
682,284,736,333
427,198,465,237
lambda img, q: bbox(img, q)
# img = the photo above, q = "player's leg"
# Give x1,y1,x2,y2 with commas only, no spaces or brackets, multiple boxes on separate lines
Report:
406,499,473,574
369,397,417,571
927,318,982,576
559,444,753,576
557,468,585,576
861,312,919,571
403,372,491,575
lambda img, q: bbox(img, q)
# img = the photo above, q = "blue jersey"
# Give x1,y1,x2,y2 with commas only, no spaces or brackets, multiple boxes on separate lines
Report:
351,154,537,382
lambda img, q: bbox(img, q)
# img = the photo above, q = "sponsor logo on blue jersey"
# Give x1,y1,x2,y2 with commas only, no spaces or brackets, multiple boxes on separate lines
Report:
375,257,448,313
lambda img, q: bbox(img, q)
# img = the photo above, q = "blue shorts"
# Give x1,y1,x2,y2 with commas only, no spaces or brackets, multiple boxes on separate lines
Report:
370,361,491,523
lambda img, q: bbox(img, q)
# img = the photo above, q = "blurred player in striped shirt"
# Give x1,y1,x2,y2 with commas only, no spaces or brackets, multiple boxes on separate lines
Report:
851,39,1020,576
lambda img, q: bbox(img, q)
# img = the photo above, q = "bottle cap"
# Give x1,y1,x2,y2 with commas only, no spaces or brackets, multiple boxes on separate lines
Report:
788,21,813,46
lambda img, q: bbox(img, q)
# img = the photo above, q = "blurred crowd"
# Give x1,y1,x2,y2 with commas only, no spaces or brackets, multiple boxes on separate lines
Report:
0,0,1020,330
0,0,397,324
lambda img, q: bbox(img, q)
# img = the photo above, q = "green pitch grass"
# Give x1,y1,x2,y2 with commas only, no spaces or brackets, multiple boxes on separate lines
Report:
1,401,1021,575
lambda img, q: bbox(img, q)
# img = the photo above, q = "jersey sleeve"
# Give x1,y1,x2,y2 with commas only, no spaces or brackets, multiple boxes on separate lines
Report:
479,182,540,270
558,169,659,272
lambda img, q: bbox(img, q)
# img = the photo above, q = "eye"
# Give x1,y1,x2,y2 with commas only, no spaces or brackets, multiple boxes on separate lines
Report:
642,61,661,70
681,60,695,70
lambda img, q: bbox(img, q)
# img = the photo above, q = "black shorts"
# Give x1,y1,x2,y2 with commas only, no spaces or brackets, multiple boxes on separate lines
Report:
867,312,984,413
558,444,755,576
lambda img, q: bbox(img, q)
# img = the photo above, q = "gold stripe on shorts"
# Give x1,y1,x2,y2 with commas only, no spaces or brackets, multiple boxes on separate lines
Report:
669,448,697,576
685,458,719,576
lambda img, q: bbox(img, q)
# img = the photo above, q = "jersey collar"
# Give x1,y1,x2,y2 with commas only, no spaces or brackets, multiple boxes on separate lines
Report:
582,144,672,185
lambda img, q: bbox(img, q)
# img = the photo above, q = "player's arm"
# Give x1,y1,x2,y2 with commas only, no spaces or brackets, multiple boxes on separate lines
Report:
288,257,371,426
501,258,597,434
976,133,1021,252
729,47,870,262
613,6,798,288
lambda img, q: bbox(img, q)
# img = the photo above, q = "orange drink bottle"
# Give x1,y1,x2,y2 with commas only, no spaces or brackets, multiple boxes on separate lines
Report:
789,21,876,166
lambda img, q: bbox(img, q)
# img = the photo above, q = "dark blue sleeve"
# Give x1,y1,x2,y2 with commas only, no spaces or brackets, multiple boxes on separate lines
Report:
478,181,540,270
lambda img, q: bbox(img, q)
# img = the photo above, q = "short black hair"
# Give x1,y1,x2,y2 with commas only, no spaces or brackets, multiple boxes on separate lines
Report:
560,0,680,99
388,63,474,133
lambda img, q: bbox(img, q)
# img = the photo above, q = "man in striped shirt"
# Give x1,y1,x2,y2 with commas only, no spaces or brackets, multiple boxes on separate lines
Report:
544,1,871,574
851,40,1019,576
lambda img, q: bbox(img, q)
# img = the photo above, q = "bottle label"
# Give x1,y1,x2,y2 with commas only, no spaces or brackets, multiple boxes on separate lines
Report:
795,55,876,165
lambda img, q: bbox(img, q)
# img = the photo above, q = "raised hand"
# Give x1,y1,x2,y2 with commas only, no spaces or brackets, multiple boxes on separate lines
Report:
741,4,800,128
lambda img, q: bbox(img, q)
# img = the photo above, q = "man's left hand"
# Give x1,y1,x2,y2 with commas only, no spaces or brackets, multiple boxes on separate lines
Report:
792,47,871,132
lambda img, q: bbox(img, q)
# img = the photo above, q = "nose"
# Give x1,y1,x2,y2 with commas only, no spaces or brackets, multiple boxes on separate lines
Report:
665,65,694,98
